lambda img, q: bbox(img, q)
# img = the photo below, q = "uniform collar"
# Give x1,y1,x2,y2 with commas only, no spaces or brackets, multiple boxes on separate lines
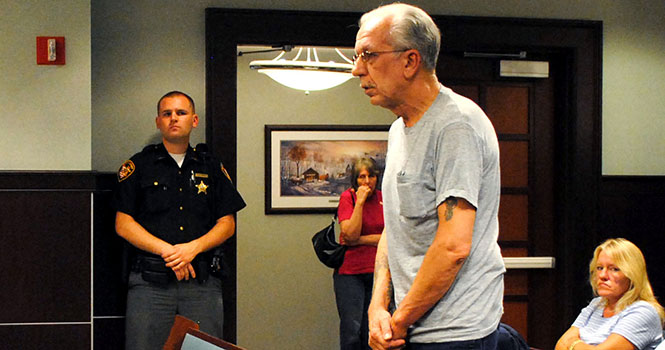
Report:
153,143,202,164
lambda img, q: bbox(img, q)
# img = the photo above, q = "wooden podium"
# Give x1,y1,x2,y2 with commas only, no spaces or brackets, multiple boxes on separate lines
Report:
181,328,246,350
163,315,245,350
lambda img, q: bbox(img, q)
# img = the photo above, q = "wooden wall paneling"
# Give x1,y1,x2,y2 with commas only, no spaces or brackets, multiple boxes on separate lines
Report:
0,324,91,350
599,176,665,300
0,172,95,349
502,300,529,342
94,317,125,350
93,173,127,349
9,168,657,350
486,86,529,134
499,141,529,188
449,85,480,104
0,191,91,323
499,194,529,241
501,247,528,257
504,271,529,296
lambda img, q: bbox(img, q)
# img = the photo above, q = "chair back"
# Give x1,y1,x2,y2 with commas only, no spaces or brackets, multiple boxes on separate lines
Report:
163,315,200,350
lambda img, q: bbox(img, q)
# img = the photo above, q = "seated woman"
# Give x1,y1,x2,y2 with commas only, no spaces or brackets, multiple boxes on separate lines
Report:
556,238,664,350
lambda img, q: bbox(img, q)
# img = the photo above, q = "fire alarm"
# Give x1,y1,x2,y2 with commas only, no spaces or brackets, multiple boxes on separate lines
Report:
37,36,65,65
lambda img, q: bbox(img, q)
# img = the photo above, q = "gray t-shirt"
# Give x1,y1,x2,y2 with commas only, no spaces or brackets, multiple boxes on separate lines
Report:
382,84,505,343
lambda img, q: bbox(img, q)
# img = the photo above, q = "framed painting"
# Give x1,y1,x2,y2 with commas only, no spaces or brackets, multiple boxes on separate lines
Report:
265,125,389,214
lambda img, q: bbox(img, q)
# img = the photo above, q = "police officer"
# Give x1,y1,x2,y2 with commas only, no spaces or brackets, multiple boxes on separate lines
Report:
114,91,246,350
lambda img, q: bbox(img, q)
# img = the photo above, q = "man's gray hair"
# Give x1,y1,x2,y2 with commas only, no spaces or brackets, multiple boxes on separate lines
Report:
360,3,441,71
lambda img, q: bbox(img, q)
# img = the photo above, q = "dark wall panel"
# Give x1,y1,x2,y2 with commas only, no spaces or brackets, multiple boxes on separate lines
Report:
0,324,91,350
1,174,660,349
0,191,91,323
92,174,129,349
94,318,125,350
599,176,665,300
0,172,96,349
93,177,127,317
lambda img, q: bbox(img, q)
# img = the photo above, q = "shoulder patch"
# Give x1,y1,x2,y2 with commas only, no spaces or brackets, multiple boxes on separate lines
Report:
117,160,136,182
220,163,232,182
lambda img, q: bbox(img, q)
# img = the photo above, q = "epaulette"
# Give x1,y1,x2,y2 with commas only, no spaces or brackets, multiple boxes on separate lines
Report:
194,143,213,161
141,143,161,153
194,143,209,154
194,143,232,182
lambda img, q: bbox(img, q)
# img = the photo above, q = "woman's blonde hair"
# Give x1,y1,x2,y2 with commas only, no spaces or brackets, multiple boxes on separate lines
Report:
589,238,665,324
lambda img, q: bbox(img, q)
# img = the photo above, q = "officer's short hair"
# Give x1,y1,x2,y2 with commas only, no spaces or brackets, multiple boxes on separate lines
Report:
157,91,196,114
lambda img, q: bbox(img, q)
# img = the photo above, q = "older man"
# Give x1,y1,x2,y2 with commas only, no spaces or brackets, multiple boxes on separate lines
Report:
352,3,505,350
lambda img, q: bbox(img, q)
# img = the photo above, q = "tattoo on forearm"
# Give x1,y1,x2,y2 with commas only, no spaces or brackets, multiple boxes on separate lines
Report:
374,250,389,285
444,197,458,221
374,248,393,307
385,280,393,308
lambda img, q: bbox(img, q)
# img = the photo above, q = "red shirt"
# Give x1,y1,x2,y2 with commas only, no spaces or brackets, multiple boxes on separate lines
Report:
337,189,384,275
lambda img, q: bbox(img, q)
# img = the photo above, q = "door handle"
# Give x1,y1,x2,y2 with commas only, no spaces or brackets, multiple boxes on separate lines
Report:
503,257,555,269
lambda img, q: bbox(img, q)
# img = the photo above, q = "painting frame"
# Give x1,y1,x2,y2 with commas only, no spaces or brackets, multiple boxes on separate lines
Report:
265,124,390,214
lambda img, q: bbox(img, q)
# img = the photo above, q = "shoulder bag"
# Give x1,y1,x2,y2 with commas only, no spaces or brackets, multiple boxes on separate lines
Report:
311,195,354,268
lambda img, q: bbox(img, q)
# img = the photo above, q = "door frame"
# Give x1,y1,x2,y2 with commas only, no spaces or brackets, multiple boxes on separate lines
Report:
205,8,602,346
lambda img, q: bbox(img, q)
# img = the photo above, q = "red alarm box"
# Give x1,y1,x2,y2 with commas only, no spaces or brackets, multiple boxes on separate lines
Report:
36,36,65,65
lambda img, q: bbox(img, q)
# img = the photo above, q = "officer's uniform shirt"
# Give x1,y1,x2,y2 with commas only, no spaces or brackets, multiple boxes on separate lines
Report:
114,143,246,252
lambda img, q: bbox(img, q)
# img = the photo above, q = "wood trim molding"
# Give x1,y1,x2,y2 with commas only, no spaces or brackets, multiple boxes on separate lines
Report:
601,175,665,195
0,171,99,190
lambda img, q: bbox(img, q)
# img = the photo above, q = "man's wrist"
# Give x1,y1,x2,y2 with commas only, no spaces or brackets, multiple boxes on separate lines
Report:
391,309,409,332
368,300,386,313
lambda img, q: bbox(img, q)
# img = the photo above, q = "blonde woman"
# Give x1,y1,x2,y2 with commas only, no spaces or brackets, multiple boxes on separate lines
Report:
556,238,664,350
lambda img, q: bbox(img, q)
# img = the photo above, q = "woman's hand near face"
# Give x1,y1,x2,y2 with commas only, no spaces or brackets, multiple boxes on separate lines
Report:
342,186,370,245
355,185,372,205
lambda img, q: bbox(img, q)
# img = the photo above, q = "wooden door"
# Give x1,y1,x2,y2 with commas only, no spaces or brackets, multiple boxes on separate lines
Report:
438,51,560,348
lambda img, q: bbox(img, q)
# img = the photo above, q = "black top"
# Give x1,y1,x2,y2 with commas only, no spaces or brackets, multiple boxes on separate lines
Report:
114,143,246,249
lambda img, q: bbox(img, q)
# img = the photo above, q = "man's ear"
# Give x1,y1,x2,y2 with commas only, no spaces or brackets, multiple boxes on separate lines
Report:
192,114,199,128
403,49,421,79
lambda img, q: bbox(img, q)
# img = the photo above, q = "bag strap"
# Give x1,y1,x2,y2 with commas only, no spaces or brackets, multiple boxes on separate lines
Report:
334,191,356,222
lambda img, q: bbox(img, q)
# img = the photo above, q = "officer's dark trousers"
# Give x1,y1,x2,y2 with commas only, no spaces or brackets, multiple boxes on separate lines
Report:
124,271,224,350
333,272,373,350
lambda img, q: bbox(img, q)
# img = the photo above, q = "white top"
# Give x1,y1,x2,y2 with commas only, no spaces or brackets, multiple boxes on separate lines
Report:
168,152,186,167
573,297,663,350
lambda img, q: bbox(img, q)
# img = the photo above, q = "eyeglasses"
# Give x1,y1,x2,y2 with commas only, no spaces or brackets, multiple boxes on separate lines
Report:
352,49,408,64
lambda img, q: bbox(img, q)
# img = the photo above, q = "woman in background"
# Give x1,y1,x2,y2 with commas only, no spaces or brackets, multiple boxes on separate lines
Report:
556,238,664,350
334,157,383,350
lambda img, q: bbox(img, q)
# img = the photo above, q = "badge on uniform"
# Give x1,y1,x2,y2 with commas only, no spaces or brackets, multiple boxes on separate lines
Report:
196,181,208,194
117,160,135,182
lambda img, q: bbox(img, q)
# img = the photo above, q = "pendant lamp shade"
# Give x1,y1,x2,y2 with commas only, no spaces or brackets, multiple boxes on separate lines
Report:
249,47,355,92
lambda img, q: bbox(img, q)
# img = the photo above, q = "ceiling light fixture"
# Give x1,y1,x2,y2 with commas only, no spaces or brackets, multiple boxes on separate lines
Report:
248,46,355,93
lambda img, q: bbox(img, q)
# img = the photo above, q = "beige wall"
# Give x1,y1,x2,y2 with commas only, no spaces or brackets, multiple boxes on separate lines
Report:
236,47,392,348
4,1,664,174
87,0,665,175
1,0,91,170
600,2,665,175
2,0,665,349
